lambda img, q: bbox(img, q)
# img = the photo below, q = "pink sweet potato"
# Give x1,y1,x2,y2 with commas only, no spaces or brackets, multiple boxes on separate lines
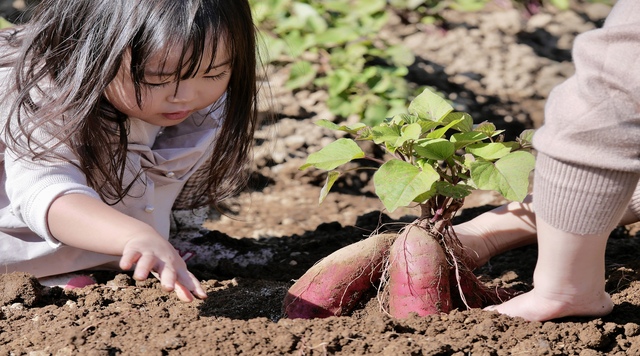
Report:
284,233,396,319
387,225,451,318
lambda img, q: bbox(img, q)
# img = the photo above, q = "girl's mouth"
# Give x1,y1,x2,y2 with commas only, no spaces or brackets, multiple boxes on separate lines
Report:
162,111,191,121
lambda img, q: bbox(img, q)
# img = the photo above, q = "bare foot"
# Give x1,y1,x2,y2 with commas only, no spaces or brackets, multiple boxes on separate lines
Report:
485,288,613,322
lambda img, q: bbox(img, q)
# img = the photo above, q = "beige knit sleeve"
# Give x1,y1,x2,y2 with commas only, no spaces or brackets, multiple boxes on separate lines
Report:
628,181,640,223
530,0,640,235
533,153,638,235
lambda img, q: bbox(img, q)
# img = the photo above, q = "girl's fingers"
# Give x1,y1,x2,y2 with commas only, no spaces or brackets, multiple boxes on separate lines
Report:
153,270,201,302
127,252,205,302
132,254,157,281
175,270,207,300
185,273,208,299
152,263,179,292
119,250,141,270
173,281,195,302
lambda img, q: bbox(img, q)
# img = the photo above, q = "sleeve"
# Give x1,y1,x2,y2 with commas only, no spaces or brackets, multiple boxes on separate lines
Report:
3,135,100,247
532,0,640,235
627,181,640,222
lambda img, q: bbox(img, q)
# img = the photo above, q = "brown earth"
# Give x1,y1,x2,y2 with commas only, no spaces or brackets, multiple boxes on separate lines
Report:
5,2,640,355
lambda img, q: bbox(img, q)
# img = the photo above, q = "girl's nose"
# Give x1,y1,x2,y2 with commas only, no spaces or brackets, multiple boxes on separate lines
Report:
167,83,196,103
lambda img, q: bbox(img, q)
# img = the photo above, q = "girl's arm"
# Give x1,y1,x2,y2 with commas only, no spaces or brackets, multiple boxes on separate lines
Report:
48,193,207,302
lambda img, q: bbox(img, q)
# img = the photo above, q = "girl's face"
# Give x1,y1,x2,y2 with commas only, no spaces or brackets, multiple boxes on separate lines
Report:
105,40,231,127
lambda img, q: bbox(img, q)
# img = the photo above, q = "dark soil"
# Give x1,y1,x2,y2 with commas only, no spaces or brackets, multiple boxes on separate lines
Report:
4,2,640,355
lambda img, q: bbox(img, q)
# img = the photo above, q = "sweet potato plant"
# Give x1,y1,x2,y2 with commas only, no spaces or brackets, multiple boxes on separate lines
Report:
284,88,535,319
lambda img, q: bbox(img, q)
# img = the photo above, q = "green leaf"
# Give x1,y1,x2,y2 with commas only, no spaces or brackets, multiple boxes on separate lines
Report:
373,160,440,212
353,0,386,15
300,138,365,171
390,113,418,125
434,181,474,199
466,142,513,160
412,184,437,204
408,88,453,121
417,120,443,133
426,118,464,139
319,171,341,204
474,121,503,138
450,0,489,12
291,2,327,32
369,73,393,94
283,31,315,58
548,0,570,10
372,125,401,145
414,138,456,161
315,27,359,46
326,70,354,96
0,17,11,29
517,129,535,149
257,34,287,64
442,112,473,132
315,119,367,135
400,123,422,143
363,101,389,126
286,61,317,90
387,44,415,67
451,131,488,149
470,151,535,202
322,0,350,13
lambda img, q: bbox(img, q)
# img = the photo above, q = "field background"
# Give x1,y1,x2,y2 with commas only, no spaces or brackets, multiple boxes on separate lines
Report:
6,1,640,355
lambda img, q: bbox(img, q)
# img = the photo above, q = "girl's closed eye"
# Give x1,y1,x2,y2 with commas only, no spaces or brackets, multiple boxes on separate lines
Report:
141,74,174,88
144,80,172,88
142,71,228,87
205,71,229,81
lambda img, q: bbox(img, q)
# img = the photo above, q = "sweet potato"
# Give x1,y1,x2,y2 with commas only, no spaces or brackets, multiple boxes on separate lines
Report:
387,225,451,318
284,233,396,319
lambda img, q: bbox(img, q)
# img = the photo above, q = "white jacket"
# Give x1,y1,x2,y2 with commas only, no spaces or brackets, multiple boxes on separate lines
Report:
0,66,224,277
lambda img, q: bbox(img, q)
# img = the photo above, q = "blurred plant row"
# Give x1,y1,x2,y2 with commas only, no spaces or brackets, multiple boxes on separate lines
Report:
0,0,614,125
251,0,613,125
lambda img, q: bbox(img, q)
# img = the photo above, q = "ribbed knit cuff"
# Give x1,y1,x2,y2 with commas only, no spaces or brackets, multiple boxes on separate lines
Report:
628,181,640,222
533,153,638,235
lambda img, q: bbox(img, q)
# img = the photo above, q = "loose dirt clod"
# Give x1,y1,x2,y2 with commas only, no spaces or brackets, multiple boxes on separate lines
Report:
0,272,44,307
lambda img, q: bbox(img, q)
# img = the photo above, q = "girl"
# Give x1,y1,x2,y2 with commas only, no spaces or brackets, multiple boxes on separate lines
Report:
0,0,259,302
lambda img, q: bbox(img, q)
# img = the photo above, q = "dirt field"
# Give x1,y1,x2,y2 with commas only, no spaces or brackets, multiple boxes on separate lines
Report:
6,2,640,355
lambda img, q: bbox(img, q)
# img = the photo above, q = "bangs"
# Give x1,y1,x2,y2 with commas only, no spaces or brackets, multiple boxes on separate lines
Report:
129,1,230,102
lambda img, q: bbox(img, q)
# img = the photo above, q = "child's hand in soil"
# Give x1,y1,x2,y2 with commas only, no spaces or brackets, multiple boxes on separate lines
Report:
484,217,613,321
120,234,207,302
48,194,207,302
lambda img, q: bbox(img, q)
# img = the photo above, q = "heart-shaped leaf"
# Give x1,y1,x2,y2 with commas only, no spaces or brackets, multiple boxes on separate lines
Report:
470,151,535,201
300,138,365,171
373,159,440,212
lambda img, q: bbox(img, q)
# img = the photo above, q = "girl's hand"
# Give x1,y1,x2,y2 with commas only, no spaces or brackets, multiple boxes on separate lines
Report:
47,194,207,302
119,235,208,302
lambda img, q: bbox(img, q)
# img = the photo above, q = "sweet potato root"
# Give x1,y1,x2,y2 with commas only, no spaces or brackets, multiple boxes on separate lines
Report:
284,219,517,319
387,225,452,318
284,233,396,319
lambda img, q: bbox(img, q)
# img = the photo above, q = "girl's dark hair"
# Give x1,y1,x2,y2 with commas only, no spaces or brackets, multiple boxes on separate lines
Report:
1,0,258,206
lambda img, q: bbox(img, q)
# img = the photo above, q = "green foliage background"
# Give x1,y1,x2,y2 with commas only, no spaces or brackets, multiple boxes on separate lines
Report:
249,0,614,125
0,0,615,124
